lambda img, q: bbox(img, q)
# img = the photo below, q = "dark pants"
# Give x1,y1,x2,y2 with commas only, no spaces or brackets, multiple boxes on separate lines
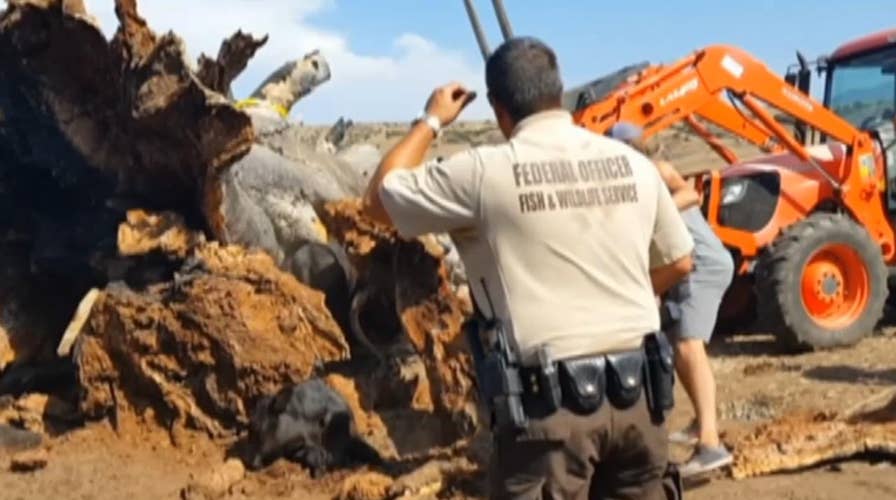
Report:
489,393,668,500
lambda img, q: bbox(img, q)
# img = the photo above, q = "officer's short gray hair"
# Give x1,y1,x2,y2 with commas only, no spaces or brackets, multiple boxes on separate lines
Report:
485,37,563,122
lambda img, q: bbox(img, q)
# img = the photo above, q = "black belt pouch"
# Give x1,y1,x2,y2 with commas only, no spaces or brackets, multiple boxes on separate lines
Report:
559,357,606,414
605,350,644,409
643,332,675,423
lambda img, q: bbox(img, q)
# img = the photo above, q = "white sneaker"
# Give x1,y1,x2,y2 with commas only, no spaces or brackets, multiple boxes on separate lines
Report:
678,444,734,478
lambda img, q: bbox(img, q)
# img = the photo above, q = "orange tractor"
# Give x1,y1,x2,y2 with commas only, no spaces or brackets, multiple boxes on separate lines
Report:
462,2,896,350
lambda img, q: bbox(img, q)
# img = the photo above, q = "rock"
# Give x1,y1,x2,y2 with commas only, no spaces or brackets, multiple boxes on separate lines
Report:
337,471,394,500
9,447,48,472
0,424,42,452
74,242,349,437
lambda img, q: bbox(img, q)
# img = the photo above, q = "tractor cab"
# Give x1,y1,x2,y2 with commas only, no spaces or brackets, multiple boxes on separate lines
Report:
826,33,896,213
787,29,896,209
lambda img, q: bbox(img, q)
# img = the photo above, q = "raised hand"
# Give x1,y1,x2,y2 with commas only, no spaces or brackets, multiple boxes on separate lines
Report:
424,82,477,127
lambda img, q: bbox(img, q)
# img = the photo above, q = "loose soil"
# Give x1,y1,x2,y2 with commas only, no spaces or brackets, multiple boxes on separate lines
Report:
2,325,894,499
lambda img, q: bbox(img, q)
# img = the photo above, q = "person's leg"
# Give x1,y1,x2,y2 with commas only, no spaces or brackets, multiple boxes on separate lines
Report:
590,394,668,500
490,406,602,500
670,286,734,476
673,338,719,446
666,207,734,475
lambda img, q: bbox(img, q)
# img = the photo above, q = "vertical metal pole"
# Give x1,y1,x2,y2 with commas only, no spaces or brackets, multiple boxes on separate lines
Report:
490,0,514,41
463,0,492,61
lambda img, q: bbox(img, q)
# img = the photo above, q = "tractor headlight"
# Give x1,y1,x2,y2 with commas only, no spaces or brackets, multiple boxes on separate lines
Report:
721,178,748,206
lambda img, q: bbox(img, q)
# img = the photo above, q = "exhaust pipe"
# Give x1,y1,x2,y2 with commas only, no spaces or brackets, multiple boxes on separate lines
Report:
463,0,491,61
461,0,515,61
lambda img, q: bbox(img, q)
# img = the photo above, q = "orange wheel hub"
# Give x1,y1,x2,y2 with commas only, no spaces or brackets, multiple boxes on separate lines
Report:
800,243,869,329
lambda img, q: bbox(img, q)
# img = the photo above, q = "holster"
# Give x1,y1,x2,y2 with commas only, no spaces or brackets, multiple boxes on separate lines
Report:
478,356,528,432
464,317,528,434
643,332,676,424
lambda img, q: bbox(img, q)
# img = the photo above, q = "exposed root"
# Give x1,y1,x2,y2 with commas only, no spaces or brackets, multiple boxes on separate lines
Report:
731,397,896,479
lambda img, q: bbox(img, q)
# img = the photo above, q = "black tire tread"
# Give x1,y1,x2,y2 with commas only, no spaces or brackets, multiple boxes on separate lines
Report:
754,212,887,351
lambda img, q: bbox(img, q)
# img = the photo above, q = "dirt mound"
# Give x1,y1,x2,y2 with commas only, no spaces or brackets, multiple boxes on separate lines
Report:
336,471,394,500
52,200,481,494
74,237,349,437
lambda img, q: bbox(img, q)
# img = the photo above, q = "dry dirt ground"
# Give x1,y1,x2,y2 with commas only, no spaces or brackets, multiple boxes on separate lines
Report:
2,326,894,500
1,121,894,499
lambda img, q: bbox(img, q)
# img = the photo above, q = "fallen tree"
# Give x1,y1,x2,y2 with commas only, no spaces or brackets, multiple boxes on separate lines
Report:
0,0,480,480
0,0,256,378
731,391,896,479
0,0,354,371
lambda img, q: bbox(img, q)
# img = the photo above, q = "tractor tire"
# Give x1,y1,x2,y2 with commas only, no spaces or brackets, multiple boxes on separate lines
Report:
754,213,887,351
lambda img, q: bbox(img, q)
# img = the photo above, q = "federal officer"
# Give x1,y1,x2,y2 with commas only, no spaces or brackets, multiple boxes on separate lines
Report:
363,37,694,499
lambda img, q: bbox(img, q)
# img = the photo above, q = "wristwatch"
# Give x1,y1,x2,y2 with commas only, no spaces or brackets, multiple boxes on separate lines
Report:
412,112,442,138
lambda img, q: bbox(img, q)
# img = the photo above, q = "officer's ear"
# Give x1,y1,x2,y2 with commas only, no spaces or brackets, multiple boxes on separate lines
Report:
488,92,515,139
486,91,498,113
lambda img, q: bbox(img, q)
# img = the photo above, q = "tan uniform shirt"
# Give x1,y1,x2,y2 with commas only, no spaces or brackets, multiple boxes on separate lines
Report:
380,110,694,365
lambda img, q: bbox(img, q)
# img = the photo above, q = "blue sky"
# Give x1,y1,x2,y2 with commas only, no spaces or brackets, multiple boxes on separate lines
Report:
312,1,891,107
307,0,892,122
3,0,893,123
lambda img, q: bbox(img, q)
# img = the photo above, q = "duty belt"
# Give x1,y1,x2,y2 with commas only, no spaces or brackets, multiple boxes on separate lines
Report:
464,278,675,432
518,346,648,418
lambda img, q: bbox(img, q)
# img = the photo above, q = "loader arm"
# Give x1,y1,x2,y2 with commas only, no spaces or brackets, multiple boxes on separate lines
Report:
573,44,895,259
573,51,785,164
